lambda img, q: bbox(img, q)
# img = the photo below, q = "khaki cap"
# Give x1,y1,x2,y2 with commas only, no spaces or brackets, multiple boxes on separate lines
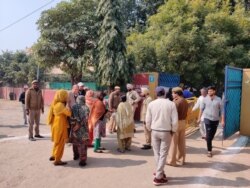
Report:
32,80,38,84
172,87,183,93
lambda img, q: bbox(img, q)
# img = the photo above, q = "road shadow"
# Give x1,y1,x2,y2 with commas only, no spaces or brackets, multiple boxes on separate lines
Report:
64,157,147,169
167,176,250,187
99,136,153,157
0,125,27,128
181,161,250,173
0,134,9,139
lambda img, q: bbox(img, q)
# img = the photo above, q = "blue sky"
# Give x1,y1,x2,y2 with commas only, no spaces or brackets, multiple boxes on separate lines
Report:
0,0,64,52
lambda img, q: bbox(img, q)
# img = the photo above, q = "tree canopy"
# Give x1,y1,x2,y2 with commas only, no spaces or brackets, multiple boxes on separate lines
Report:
33,0,98,84
127,0,250,88
96,0,134,87
0,51,44,86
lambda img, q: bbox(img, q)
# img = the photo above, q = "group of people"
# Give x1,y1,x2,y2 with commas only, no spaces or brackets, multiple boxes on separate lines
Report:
46,82,144,166
20,80,224,186
146,86,224,185
47,83,108,166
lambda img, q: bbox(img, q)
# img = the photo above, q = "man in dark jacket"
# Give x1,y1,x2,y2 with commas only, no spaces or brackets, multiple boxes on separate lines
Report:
19,85,29,124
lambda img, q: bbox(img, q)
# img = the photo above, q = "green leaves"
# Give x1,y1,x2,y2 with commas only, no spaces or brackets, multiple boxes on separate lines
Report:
34,0,98,84
0,51,44,86
127,0,250,88
96,0,133,87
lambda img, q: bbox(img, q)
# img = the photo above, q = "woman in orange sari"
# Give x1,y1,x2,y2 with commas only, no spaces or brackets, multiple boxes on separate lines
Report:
85,90,96,147
88,91,107,153
47,90,71,166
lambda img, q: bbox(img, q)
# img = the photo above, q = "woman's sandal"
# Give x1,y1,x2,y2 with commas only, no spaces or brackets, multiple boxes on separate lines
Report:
49,156,55,161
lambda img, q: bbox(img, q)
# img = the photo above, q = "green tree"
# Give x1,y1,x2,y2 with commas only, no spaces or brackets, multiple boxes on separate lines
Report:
96,0,133,87
127,0,250,88
120,0,166,32
0,51,44,86
33,0,98,85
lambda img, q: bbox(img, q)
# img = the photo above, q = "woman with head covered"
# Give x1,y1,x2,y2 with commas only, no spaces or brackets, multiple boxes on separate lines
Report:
70,96,89,166
85,89,97,147
116,95,135,153
47,90,71,166
88,91,107,153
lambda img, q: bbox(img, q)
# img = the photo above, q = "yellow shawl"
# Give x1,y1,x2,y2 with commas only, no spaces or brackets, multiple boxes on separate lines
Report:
47,90,68,125
116,102,135,139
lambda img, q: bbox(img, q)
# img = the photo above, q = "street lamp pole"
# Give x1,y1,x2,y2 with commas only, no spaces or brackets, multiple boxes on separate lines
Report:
36,64,40,81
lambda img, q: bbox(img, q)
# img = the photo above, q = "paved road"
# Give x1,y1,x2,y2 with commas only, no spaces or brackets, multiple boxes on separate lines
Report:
0,99,249,188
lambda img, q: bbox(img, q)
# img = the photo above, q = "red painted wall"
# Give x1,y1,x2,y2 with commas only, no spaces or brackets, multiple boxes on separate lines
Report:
0,87,57,106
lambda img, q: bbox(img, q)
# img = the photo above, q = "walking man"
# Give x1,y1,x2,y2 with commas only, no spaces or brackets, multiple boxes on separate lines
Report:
167,87,188,166
146,86,178,186
192,87,207,139
108,86,121,133
19,85,29,125
198,86,224,157
140,87,153,150
25,80,44,141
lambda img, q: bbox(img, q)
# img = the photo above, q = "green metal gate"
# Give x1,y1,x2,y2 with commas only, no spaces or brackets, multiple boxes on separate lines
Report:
224,66,242,139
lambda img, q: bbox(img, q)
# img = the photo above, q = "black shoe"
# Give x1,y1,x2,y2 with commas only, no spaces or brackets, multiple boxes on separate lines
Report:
34,135,44,138
117,148,125,153
98,147,106,150
79,161,87,166
49,156,55,161
73,155,79,160
54,161,67,166
94,150,103,153
141,145,152,150
29,137,36,141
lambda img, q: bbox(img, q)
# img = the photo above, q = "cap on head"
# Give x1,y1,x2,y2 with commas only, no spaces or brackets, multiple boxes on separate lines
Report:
141,87,149,95
126,84,133,89
77,82,84,87
32,80,38,84
114,86,120,90
23,85,29,89
172,87,183,96
155,86,165,96
172,87,183,93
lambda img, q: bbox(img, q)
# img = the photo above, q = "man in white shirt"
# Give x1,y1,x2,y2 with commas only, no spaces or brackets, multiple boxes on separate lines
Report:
146,86,178,186
192,87,207,139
